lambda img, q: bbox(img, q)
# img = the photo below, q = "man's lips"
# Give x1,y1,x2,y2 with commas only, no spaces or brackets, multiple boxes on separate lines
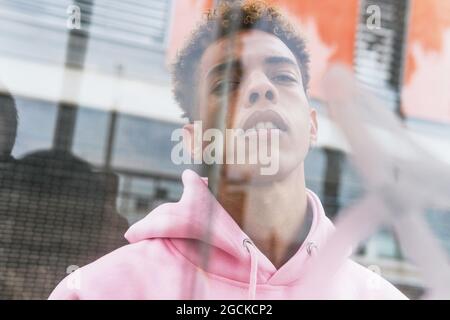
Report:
241,110,289,132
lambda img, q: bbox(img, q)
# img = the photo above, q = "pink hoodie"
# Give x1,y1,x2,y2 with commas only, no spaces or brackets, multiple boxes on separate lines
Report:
49,169,407,300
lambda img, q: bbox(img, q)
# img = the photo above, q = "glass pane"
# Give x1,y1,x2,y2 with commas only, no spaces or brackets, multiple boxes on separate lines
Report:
1,0,449,301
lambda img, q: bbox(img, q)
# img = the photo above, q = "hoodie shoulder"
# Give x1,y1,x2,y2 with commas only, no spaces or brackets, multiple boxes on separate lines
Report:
343,260,409,300
49,239,171,300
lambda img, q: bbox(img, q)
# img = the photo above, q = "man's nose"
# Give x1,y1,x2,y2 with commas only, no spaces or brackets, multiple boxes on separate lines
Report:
246,73,278,107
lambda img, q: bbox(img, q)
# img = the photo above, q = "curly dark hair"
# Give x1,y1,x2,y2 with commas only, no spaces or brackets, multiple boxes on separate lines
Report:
172,0,310,121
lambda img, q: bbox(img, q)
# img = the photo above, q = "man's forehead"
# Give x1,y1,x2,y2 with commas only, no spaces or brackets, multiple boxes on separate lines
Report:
199,30,298,77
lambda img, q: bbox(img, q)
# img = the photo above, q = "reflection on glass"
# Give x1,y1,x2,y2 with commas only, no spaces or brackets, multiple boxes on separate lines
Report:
0,0,448,300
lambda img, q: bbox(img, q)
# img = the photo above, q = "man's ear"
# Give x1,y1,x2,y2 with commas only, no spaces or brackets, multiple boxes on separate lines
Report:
309,108,318,144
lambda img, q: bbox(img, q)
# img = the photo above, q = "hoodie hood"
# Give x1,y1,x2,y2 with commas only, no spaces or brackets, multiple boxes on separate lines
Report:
125,169,336,287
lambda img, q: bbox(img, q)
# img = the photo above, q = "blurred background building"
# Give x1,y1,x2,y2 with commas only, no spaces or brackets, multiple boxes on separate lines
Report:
0,0,449,299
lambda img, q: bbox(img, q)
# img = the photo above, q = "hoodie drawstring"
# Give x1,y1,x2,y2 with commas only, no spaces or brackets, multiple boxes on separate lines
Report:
243,239,258,300
242,239,317,299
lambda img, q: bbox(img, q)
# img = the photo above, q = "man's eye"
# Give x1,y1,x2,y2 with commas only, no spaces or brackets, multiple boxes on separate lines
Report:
273,74,297,84
212,81,240,95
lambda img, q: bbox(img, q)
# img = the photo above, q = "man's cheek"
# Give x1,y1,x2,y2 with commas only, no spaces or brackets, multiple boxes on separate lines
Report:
227,109,245,130
286,125,310,150
225,100,242,129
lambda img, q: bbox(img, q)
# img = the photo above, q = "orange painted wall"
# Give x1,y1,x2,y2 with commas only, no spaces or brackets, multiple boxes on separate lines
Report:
402,0,450,123
268,0,358,98
166,0,359,99
166,0,213,65
269,0,358,67
167,1,450,123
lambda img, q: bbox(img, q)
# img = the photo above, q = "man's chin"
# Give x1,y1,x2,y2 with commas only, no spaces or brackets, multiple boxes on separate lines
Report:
223,163,287,185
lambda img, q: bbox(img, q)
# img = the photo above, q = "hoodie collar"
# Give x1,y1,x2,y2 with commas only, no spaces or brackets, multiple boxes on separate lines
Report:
125,169,249,260
124,169,335,285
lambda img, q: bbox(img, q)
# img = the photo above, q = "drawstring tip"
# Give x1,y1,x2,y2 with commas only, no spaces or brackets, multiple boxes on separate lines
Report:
243,238,258,300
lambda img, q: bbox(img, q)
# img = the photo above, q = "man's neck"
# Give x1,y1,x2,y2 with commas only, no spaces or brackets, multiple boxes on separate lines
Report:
218,164,309,269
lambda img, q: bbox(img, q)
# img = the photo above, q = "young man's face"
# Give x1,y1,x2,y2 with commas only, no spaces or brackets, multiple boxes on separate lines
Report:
186,29,317,183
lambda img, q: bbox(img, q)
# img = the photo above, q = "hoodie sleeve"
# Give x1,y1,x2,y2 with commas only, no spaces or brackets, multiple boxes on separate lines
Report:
48,275,81,300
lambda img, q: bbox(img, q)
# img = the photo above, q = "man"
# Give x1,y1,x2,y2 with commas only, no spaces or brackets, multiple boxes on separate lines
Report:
0,88,19,298
49,0,407,299
0,90,18,162
2,149,129,299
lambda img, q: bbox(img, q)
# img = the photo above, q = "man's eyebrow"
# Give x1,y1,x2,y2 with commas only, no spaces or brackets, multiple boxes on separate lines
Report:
206,60,242,80
264,56,298,67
